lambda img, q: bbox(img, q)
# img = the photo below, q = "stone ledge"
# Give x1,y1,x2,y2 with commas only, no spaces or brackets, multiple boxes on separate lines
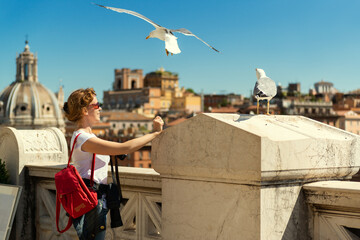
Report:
26,164,161,189
304,181,360,213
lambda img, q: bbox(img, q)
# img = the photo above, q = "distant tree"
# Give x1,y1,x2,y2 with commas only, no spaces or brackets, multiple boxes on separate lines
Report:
0,159,10,184
186,88,195,94
219,98,229,107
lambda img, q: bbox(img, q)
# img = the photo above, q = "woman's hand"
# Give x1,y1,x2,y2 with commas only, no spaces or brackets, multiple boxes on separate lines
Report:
153,116,164,133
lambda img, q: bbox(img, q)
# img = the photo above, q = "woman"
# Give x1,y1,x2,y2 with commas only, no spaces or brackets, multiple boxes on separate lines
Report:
63,88,163,240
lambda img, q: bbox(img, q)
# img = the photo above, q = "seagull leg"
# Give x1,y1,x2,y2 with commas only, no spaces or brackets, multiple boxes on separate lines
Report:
257,100,259,114
266,101,270,115
165,49,169,56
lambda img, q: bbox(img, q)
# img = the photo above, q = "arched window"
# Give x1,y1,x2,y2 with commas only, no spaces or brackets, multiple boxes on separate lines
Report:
131,80,136,89
24,64,29,80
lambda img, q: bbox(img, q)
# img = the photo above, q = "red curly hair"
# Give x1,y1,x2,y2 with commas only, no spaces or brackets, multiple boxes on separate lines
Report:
63,88,96,122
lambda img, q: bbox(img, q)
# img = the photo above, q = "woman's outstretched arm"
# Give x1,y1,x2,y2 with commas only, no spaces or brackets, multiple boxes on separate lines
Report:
81,116,163,155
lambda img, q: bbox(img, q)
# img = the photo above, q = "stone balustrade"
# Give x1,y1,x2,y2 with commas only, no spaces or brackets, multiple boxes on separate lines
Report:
26,164,162,240
304,180,360,240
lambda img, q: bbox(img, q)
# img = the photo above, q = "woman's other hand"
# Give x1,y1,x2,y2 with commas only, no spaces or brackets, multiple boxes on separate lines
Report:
153,116,164,133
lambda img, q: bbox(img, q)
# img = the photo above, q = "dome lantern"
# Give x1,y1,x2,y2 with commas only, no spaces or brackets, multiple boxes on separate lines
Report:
16,40,38,82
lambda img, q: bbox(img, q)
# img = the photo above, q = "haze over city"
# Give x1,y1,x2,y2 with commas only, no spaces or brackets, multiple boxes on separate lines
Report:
1,0,359,100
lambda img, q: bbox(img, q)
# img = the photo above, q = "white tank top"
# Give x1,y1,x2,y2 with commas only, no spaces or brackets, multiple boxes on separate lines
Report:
70,130,110,184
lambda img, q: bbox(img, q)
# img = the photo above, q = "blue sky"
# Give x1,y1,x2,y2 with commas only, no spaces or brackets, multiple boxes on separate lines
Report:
1,0,360,100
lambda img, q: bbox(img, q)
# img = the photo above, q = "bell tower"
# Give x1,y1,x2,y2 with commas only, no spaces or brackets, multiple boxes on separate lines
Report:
16,40,38,82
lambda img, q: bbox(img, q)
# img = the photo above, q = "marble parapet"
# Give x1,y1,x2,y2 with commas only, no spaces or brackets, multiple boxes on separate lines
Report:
0,127,68,184
153,113,360,185
27,163,161,190
152,113,360,240
304,181,360,239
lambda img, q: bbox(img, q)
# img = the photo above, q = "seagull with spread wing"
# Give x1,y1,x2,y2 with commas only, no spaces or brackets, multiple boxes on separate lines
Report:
93,3,220,56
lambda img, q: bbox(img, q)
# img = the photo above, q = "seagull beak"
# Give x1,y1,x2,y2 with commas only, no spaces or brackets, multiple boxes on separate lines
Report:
146,35,150,39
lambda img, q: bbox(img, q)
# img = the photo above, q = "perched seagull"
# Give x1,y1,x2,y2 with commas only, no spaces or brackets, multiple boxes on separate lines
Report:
253,68,277,115
93,3,220,56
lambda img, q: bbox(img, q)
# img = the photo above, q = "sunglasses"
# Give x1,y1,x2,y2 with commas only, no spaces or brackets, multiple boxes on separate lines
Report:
89,102,102,109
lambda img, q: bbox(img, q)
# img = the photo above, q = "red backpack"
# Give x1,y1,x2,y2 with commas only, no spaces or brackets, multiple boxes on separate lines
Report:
55,133,98,233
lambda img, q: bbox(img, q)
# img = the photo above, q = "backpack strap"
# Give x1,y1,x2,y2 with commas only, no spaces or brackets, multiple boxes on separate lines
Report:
56,192,73,233
114,156,124,201
89,153,96,187
67,133,82,167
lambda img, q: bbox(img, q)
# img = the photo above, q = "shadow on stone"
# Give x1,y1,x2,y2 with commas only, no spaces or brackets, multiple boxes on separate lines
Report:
281,188,310,240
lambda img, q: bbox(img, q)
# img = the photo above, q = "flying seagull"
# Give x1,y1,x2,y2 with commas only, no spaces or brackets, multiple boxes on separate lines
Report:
253,68,277,115
93,3,220,56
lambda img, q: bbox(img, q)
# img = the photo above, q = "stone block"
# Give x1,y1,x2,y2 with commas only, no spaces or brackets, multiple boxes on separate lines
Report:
152,114,360,240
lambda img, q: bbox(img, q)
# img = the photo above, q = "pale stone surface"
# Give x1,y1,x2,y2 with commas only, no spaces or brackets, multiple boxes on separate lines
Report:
153,114,360,185
0,127,68,185
304,181,360,240
261,185,310,240
152,113,360,240
0,127,68,240
162,179,260,240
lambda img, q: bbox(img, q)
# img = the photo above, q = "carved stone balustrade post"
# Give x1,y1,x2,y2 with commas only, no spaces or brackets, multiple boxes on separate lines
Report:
0,127,68,240
152,114,360,240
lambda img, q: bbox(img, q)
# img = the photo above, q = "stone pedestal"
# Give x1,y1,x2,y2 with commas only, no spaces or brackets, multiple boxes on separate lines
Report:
0,127,68,240
152,114,360,240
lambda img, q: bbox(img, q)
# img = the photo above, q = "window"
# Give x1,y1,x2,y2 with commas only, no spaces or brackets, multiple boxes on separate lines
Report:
149,163,152,168
139,164,143,168
24,63,29,79
139,152,143,160
113,124,116,128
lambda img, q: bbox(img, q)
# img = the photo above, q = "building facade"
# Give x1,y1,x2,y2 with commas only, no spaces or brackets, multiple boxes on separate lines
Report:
113,68,143,90
337,110,360,135
284,100,340,127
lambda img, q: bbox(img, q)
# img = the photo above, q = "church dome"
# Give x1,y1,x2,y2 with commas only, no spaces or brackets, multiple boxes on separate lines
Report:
0,41,64,129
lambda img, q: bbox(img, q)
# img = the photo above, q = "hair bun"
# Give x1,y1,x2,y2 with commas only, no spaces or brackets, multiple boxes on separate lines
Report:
63,102,69,114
